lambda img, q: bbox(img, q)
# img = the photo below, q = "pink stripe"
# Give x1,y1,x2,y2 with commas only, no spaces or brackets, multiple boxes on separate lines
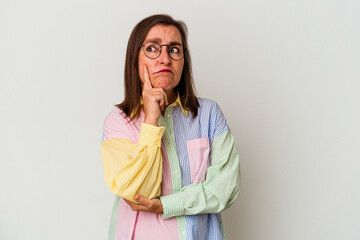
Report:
132,211,179,240
115,146,179,239
115,200,138,239
103,108,144,142
186,137,210,183
104,108,179,239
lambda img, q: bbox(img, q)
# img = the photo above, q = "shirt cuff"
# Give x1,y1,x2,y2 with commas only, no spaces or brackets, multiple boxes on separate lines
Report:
160,192,184,219
138,122,165,147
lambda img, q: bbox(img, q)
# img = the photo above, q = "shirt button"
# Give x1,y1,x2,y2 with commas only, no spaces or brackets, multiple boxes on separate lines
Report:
174,171,178,175
167,113,171,118
182,230,186,235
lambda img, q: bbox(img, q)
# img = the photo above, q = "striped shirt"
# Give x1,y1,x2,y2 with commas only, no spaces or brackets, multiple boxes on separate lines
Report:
100,96,241,240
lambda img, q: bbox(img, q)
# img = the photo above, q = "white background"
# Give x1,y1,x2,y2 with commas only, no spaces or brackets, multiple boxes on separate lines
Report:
1,0,359,239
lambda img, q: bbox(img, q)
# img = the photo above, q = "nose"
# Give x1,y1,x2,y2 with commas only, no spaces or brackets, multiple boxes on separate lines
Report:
158,46,171,65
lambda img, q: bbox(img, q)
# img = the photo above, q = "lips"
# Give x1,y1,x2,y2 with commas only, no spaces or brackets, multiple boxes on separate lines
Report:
156,69,173,74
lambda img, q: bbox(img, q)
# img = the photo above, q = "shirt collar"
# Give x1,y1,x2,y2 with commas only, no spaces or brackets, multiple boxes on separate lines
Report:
168,92,189,117
139,92,189,117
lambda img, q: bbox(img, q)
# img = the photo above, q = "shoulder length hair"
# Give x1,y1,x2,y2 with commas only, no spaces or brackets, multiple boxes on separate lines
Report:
115,14,199,121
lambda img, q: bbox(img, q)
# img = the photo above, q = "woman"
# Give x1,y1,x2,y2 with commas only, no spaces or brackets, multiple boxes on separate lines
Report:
100,14,240,240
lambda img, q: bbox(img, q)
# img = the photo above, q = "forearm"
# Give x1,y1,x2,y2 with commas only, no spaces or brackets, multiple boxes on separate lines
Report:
160,131,241,219
101,122,165,202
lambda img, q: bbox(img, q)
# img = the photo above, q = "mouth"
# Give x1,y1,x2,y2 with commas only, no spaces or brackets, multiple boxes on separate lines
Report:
156,69,173,74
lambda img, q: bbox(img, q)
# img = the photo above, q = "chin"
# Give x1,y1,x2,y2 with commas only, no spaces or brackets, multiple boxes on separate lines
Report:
153,78,171,89
156,84,172,90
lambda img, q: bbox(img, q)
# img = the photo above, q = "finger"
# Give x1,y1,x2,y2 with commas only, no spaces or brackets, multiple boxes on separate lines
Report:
143,66,152,90
135,195,151,208
151,88,169,106
157,88,169,106
124,199,134,205
158,97,165,109
129,203,148,212
132,204,150,212
124,199,139,210
145,91,166,105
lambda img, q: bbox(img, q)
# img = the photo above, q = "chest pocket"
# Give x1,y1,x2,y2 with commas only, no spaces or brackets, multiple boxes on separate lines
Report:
186,137,210,183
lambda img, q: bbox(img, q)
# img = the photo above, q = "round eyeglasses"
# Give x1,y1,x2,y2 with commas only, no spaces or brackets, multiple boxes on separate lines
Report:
140,42,184,61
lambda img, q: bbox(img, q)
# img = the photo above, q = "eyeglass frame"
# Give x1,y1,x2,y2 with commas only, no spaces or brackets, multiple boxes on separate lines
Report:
139,42,185,61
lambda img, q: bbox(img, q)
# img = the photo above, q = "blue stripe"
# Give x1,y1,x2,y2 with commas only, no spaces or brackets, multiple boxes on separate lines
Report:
172,98,228,240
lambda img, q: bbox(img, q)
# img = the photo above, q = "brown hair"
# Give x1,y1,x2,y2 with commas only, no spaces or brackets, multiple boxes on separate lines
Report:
115,14,199,121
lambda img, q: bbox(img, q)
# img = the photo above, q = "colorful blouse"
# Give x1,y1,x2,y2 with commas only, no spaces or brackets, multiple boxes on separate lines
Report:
100,95,241,240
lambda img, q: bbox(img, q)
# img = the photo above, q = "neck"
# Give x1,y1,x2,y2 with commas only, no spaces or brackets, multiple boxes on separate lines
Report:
161,89,177,116
165,89,177,105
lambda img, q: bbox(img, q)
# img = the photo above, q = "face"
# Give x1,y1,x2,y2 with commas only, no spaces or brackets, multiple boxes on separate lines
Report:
138,24,184,93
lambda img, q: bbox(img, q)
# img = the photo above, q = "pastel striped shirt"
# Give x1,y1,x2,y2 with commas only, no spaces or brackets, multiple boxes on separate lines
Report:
100,96,241,240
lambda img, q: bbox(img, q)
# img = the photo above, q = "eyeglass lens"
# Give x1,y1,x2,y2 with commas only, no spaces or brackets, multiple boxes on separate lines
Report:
143,42,183,60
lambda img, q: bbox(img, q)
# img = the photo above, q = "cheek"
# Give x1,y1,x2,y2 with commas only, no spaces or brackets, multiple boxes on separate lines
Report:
141,58,153,69
138,57,151,82
138,68,144,83
176,62,184,80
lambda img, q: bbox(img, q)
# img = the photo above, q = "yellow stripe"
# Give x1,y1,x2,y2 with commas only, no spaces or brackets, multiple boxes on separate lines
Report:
100,123,165,203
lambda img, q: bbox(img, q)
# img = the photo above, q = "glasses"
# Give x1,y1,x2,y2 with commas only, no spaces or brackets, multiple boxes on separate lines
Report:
140,42,184,61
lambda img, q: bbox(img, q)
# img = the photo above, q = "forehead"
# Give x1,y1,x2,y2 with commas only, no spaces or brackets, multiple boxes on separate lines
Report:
144,24,183,44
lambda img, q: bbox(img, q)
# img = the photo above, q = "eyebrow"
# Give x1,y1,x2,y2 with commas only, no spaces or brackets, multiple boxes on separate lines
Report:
144,38,182,45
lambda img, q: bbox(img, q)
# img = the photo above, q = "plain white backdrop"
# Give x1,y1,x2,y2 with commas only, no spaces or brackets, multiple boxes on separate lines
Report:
1,0,359,239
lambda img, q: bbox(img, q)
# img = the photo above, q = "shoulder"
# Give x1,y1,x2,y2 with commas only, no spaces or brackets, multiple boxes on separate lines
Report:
196,97,223,115
103,107,129,127
197,97,217,106
103,107,134,136
196,97,229,134
102,107,140,142
197,97,218,110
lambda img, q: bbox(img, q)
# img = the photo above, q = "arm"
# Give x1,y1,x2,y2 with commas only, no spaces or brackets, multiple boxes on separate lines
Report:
100,116,165,203
160,104,241,219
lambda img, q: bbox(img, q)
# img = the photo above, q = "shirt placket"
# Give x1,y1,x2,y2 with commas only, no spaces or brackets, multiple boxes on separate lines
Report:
158,107,187,240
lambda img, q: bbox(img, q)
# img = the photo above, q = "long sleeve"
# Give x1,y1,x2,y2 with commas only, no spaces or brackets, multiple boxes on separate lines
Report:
103,100,239,240
160,104,241,219
100,111,165,203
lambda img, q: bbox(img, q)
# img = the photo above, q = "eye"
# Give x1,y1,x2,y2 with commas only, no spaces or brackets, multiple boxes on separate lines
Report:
169,46,180,53
146,44,159,52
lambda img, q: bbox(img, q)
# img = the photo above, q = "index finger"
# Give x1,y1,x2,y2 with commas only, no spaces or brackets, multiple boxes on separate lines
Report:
143,66,152,90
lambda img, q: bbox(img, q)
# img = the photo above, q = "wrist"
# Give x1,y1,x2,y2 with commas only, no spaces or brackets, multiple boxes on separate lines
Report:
157,198,164,214
144,117,159,126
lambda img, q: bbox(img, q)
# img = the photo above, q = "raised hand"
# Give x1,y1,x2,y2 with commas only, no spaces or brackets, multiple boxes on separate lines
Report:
142,66,168,125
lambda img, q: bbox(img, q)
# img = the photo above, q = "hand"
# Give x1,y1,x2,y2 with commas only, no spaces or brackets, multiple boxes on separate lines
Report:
142,66,168,125
124,195,164,214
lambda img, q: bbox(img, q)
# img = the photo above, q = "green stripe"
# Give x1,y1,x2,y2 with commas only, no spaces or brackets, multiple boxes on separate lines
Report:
159,108,187,239
160,130,240,218
177,216,187,240
108,196,121,240
180,130,240,215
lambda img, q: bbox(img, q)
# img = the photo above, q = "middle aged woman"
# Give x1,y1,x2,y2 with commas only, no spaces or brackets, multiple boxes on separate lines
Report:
100,14,241,240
